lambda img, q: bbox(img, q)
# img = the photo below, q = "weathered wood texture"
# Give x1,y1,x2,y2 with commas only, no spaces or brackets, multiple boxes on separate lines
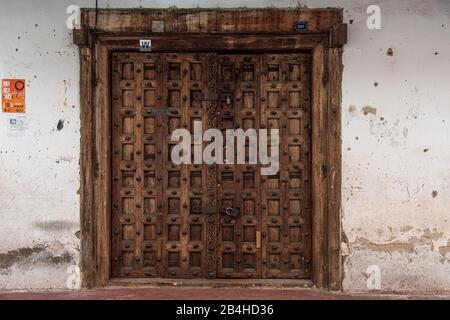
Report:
330,23,348,48
111,53,213,278
97,34,326,51
79,47,95,288
110,53,313,280
80,8,342,34
215,54,313,279
311,41,328,290
327,47,343,290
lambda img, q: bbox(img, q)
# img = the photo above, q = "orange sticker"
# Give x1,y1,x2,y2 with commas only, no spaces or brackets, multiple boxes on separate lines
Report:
2,79,26,113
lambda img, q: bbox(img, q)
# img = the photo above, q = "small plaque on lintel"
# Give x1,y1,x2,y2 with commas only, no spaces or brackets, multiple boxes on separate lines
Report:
294,21,308,32
140,39,152,52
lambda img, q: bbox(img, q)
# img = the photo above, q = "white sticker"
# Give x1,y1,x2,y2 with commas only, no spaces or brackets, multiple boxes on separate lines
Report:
7,115,29,137
140,39,152,52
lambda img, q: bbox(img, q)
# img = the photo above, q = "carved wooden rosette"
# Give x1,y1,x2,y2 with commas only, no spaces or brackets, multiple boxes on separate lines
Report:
204,53,219,278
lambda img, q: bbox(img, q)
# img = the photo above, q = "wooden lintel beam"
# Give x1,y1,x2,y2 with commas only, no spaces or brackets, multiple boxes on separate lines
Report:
330,23,347,48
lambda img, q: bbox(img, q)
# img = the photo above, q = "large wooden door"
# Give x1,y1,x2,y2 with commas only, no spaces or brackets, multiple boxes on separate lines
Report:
216,54,312,279
111,52,216,278
111,52,312,280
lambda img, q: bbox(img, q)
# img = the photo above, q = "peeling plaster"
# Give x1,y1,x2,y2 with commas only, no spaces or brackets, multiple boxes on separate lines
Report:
0,244,73,274
362,106,377,116
355,228,445,255
343,227,450,293
33,220,78,231
343,240,450,294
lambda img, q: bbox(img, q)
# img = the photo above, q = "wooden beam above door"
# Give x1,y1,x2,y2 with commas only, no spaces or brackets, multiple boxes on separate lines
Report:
77,8,342,35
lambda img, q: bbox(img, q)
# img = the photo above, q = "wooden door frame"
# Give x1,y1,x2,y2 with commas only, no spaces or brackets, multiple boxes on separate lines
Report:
74,8,346,290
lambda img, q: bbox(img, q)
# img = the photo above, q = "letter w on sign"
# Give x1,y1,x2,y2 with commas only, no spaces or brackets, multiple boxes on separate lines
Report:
140,40,152,52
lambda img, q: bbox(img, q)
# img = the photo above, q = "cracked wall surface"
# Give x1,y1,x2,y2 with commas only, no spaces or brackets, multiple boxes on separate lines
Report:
0,0,449,293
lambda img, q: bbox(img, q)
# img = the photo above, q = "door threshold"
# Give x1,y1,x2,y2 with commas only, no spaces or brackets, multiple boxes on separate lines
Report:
108,278,314,289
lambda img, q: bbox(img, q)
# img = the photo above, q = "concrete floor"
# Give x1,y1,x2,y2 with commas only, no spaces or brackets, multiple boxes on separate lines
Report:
0,287,447,300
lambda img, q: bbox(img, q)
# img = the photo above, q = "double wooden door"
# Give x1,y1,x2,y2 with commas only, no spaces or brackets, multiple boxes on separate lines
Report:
111,52,312,279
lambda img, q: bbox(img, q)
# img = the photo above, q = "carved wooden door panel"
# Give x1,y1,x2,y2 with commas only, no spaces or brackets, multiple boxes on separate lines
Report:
111,52,311,280
216,55,262,278
259,54,312,279
111,52,217,279
215,54,312,279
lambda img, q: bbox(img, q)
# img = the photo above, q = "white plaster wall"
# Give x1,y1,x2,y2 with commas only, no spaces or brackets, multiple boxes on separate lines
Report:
0,0,449,293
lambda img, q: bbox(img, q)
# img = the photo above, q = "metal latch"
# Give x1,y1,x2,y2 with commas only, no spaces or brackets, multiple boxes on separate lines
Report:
223,207,240,219
256,231,261,249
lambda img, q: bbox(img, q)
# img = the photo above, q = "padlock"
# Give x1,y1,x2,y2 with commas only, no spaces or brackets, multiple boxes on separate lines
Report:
222,207,240,219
